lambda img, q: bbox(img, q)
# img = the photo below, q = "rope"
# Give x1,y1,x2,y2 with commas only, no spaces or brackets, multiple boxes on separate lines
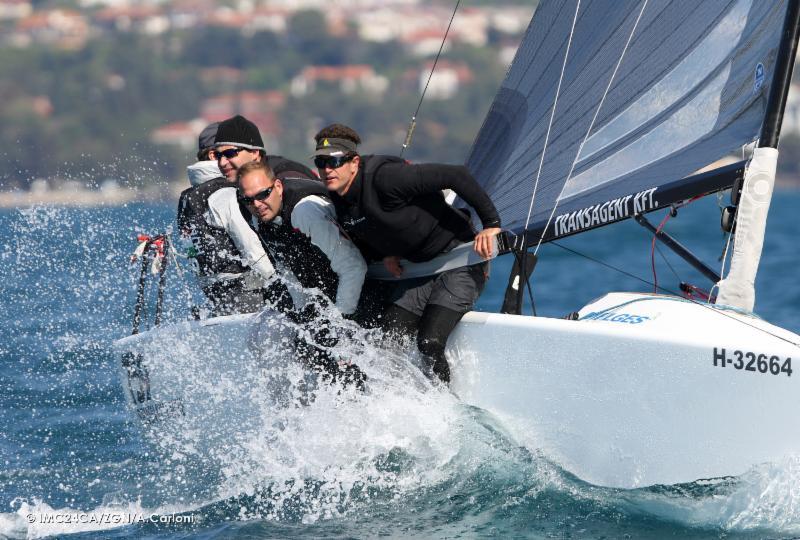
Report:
400,0,461,158
650,208,672,293
532,0,650,256
551,241,658,290
522,0,582,232
550,241,800,349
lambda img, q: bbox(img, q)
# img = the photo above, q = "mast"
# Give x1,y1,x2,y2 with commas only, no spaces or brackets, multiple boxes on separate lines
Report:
715,0,800,311
760,0,800,149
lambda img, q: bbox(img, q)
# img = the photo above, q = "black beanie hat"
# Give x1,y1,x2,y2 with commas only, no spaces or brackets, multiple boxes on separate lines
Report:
214,115,265,151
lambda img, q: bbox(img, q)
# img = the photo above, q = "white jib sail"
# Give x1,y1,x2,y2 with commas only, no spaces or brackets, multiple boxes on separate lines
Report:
715,146,778,311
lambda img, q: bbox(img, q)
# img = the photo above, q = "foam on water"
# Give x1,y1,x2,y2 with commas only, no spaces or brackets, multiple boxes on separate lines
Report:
613,455,800,533
4,201,800,538
120,301,484,523
0,308,562,538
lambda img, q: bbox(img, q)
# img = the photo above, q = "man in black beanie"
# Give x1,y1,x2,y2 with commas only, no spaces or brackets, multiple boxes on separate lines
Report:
215,114,316,183
178,115,314,315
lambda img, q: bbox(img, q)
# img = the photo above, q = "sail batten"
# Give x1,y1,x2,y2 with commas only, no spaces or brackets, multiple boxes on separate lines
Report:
465,0,789,242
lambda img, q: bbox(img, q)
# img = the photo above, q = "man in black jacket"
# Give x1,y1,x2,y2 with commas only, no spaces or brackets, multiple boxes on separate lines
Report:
313,124,501,383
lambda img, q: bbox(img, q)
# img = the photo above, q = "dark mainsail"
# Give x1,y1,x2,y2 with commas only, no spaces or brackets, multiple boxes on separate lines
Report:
465,0,790,245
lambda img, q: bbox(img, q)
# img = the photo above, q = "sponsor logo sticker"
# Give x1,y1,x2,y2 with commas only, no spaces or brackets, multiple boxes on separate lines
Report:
554,187,658,237
581,311,653,324
754,63,765,93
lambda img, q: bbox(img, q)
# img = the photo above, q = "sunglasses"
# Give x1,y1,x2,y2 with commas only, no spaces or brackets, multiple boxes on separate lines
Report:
216,147,246,161
314,155,352,170
237,186,274,205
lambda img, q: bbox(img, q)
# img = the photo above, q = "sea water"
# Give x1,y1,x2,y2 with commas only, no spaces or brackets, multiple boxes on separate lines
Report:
1,192,799,539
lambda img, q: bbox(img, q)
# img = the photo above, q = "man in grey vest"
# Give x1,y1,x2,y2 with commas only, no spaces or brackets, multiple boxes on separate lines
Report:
237,160,366,316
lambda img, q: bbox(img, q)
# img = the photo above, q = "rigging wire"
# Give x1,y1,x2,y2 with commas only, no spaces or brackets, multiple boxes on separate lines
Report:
711,185,742,301
522,0,581,232
655,243,682,285
650,208,672,293
550,241,800,349
400,0,461,158
532,0,650,256
551,241,657,290
715,229,735,284
514,0,583,317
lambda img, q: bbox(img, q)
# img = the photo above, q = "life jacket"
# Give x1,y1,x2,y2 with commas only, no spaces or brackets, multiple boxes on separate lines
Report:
331,155,474,262
177,177,249,277
266,155,318,183
258,178,339,302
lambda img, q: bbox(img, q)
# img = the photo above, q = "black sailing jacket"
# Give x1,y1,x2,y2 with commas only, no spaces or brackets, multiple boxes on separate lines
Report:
330,155,501,263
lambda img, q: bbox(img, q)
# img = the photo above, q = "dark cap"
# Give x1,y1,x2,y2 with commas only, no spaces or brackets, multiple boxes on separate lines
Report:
197,122,219,160
312,137,358,157
214,115,265,151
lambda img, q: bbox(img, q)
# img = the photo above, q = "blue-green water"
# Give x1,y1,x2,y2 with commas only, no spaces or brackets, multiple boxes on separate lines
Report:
1,193,799,539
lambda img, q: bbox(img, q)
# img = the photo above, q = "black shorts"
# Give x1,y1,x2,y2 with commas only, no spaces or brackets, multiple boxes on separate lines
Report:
390,262,487,317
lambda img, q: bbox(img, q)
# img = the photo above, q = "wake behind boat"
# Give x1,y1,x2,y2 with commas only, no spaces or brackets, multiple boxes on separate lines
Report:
117,0,800,490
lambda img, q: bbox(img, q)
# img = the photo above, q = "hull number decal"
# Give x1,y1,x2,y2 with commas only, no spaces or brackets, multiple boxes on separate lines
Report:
713,348,792,377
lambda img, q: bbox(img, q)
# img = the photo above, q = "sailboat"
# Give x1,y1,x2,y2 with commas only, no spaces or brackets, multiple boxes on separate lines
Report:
446,0,800,488
115,0,800,489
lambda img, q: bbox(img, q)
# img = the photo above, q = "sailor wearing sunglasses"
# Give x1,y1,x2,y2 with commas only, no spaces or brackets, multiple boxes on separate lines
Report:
237,160,368,389
178,114,315,315
236,161,367,319
313,124,501,384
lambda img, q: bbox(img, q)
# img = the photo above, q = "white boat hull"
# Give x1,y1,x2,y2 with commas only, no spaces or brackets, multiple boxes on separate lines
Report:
114,292,800,488
114,310,298,454
449,292,800,488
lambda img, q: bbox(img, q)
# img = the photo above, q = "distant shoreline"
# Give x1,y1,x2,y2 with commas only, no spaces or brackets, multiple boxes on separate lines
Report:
1,176,799,209
0,183,187,208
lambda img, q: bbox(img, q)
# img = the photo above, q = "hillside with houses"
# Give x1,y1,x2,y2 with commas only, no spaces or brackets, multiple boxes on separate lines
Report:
0,0,798,205
0,0,539,201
